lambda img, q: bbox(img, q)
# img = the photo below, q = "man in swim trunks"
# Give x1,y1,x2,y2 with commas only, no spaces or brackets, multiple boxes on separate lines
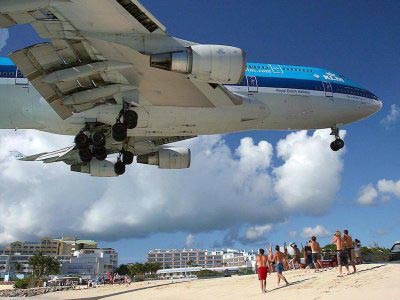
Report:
273,245,289,286
290,243,301,269
256,248,268,293
309,236,324,271
343,229,356,273
332,230,350,277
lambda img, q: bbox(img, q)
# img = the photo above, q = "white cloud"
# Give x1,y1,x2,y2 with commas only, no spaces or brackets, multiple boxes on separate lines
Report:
273,129,345,214
0,29,9,52
357,184,378,205
301,225,330,238
185,234,195,248
288,231,297,238
377,179,400,198
0,129,345,245
381,104,399,127
244,224,272,242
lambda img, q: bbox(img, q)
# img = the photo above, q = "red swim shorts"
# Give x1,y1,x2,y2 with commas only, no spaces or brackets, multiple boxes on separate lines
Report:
258,266,268,280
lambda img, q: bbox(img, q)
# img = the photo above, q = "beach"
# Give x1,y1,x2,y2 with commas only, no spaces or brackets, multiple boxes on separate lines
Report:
28,263,400,300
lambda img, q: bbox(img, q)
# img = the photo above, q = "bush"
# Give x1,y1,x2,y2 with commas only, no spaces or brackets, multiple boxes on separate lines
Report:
14,278,29,289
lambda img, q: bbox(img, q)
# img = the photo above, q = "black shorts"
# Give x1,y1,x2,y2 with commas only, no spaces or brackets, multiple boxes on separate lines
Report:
337,250,348,266
312,253,319,263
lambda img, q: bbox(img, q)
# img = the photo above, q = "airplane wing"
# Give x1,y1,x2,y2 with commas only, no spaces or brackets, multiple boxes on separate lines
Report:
13,146,78,164
0,0,243,120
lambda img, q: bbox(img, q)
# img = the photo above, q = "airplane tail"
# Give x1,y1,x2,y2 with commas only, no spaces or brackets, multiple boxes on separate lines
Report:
9,151,26,160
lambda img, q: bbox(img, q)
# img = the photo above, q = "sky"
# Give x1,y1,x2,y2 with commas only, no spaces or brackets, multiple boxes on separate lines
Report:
0,1,399,264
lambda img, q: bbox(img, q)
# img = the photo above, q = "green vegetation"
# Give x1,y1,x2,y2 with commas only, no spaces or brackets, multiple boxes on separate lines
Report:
361,244,390,262
194,269,221,278
125,262,161,279
14,278,30,289
28,252,60,278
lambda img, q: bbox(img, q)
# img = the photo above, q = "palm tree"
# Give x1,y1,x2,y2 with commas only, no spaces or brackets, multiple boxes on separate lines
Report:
29,252,60,278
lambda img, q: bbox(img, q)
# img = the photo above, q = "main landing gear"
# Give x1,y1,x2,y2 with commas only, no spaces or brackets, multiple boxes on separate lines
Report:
330,127,345,152
112,109,138,142
114,150,134,176
75,131,108,162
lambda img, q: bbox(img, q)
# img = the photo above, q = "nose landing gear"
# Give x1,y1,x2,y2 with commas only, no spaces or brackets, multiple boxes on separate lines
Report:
330,127,345,152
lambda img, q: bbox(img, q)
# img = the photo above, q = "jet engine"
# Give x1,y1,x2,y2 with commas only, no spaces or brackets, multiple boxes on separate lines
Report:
71,159,118,177
137,147,191,169
150,45,246,84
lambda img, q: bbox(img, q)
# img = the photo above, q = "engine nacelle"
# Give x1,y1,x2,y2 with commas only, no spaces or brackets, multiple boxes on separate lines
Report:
150,45,246,84
137,147,191,169
71,159,118,177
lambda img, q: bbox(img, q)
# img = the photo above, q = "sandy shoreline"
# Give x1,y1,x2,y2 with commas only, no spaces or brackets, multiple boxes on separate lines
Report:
20,263,400,300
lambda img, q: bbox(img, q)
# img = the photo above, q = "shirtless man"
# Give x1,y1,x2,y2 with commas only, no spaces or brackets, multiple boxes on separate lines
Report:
309,236,324,271
273,245,289,286
332,230,350,277
256,248,268,293
268,245,274,274
343,229,356,273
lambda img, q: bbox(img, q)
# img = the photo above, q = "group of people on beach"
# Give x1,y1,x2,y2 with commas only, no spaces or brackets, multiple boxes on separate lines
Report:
255,228,362,293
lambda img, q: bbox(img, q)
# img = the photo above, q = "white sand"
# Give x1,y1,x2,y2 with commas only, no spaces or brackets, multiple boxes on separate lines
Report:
32,263,400,300
0,285,13,291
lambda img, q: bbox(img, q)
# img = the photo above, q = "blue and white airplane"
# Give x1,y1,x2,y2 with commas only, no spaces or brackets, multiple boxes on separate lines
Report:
0,0,382,177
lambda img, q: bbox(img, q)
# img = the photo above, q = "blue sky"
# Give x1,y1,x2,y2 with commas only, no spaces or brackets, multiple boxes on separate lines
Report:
0,1,399,264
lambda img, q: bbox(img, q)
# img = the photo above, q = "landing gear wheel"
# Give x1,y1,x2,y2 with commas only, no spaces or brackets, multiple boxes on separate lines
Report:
330,139,345,152
92,132,106,148
114,161,126,176
112,123,127,142
75,132,90,150
93,147,107,161
122,151,134,165
123,110,138,129
79,148,93,163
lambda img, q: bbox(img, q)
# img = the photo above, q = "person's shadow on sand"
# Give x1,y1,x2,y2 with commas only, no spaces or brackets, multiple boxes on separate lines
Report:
267,277,316,293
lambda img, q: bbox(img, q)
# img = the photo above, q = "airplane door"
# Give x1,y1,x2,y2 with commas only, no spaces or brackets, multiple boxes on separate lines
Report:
15,68,29,85
322,82,333,97
247,76,258,93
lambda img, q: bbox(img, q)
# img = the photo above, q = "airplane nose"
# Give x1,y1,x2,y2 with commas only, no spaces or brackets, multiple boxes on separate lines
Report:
361,99,383,117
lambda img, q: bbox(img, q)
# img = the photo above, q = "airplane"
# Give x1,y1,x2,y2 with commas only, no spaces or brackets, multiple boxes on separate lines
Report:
0,0,382,177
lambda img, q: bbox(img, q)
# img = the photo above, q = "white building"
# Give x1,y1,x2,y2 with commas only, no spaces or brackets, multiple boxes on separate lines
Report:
61,248,118,277
222,249,256,269
147,249,224,269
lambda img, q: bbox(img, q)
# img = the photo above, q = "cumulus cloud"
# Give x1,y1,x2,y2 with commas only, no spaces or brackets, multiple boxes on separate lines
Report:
185,234,195,248
244,224,272,242
0,29,9,52
0,129,345,245
381,104,399,128
301,225,330,238
273,130,345,214
377,179,400,198
356,179,400,206
357,184,378,205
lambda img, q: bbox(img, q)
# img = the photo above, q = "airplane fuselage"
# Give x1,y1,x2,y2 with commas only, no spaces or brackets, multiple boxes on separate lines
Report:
0,58,382,136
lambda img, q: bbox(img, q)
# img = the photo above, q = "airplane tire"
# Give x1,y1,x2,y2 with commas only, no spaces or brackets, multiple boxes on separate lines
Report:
335,138,345,149
114,161,126,176
92,132,106,148
122,151,134,165
330,139,345,151
112,123,127,142
79,148,93,162
123,110,138,129
93,147,107,161
75,132,90,150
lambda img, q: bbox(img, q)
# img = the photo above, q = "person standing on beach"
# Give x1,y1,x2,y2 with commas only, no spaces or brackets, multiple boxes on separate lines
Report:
354,239,362,264
268,245,274,274
309,236,324,271
290,243,301,269
343,230,357,273
256,248,268,293
273,245,289,286
332,231,350,277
